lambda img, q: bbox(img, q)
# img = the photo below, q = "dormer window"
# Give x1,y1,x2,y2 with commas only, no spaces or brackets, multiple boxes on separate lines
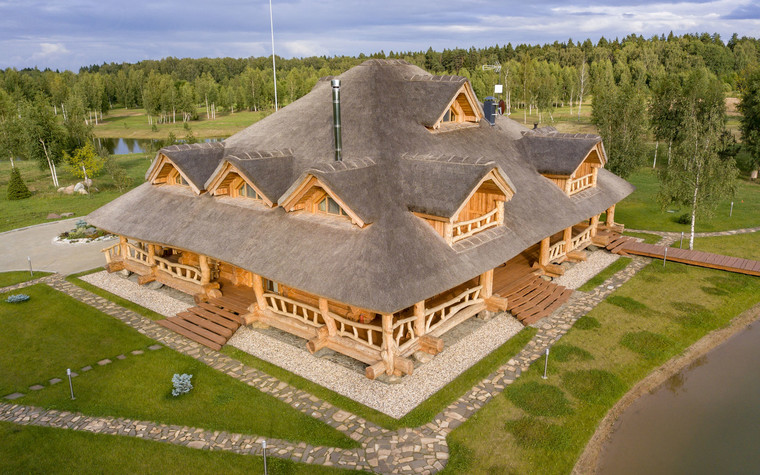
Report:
237,182,262,200
317,196,348,216
429,83,482,132
171,170,189,186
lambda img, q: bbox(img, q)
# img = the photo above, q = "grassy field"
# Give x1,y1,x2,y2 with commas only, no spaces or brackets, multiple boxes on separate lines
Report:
93,107,271,139
616,168,760,232
673,233,760,261
0,153,152,232
0,270,51,287
577,257,632,292
442,250,760,473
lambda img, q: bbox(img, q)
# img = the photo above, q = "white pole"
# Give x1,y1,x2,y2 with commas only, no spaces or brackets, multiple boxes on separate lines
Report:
262,439,268,474
67,368,75,400
730,201,734,217
269,0,278,112
542,347,549,379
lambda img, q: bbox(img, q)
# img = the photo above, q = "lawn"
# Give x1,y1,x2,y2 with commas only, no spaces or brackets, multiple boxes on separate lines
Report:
0,153,152,232
0,284,354,449
577,257,632,292
673,232,760,261
67,269,166,321
616,168,760,232
0,270,51,288
443,258,760,474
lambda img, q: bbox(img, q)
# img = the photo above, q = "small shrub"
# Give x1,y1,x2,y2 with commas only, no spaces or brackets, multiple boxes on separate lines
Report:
674,213,691,225
563,369,625,404
171,373,193,396
505,381,574,417
620,331,674,360
5,294,30,303
7,167,31,200
104,155,133,192
505,417,571,450
551,344,594,362
574,316,600,330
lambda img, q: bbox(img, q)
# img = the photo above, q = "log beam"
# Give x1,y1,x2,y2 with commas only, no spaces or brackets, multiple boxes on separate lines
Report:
485,295,509,312
419,335,444,355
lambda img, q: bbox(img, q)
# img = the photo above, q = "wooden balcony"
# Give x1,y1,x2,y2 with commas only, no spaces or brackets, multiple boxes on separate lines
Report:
567,173,593,195
451,207,500,243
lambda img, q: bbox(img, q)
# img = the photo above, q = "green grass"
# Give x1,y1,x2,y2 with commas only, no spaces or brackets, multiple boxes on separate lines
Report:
551,344,594,363
578,257,632,291
224,326,537,430
0,153,152,232
444,258,760,474
66,269,165,321
505,381,574,417
0,422,360,475
624,231,661,244
616,168,760,232
0,270,52,288
674,232,760,261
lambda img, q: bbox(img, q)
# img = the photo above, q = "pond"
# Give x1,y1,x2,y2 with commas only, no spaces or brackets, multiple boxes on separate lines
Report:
598,320,760,474
96,137,225,156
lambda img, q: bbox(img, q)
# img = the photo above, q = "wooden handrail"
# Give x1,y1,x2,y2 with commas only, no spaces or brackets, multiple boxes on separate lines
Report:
154,256,202,283
568,173,593,195
392,315,419,353
331,312,384,350
125,242,149,264
548,241,566,261
571,225,593,250
452,207,499,243
101,242,121,263
264,293,322,328
425,285,483,333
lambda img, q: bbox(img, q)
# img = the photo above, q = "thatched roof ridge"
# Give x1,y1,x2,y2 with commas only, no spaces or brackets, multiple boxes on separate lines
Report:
146,142,225,191
519,128,602,176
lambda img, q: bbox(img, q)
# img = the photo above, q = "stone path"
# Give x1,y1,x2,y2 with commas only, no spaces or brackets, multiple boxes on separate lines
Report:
1,251,654,473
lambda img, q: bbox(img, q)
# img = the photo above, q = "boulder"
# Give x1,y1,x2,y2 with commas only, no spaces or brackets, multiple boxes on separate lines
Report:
413,351,433,364
84,178,93,187
77,188,88,195
146,281,164,290
63,185,75,195
73,182,85,192
84,227,97,235
61,212,75,217
46,213,61,219
57,187,65,193
119,269,131,277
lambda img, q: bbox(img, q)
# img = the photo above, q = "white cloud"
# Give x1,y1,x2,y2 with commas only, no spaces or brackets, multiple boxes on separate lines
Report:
281,40,328,58
32,42,69,59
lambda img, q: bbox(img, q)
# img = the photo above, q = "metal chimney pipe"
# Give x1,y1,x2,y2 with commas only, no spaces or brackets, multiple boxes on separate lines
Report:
331,79,342,162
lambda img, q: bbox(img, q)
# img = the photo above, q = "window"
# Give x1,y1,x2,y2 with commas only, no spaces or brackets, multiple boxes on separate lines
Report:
173,173,188,186
265,279,279,293
317,196,347,216
237,182,262,200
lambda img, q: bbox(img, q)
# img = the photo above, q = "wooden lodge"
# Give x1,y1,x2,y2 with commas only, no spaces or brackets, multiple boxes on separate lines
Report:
89,60,633,379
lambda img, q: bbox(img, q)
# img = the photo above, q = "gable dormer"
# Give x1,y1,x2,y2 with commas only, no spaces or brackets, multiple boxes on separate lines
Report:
279,174,366,227
205,160,274,207
429,82,483,132
542,141,606,196
147,153,196,191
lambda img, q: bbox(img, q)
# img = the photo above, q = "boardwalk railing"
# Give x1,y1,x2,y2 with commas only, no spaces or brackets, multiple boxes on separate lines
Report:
154,256,202,284
331,313,384,351
568,173,593,195
264,293,323,328
548,241,566,262
452,208,499,243
101,242,121,263
571,225,593,250
392,315,419,353
125,242,150,264
425,285,483,334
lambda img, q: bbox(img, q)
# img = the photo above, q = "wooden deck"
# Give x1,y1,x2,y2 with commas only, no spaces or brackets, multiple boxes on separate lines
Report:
157,293,253,350
500,274,573,325
615,239,760,276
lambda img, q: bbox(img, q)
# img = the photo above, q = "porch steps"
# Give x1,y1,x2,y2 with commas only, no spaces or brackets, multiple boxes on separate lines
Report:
503,275,573,325
157,296,250,350
606,234,634,255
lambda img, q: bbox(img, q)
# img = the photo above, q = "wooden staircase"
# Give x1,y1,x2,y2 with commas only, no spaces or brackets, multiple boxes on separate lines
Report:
157,295,253,350
605,233,635,255
500,274,573,325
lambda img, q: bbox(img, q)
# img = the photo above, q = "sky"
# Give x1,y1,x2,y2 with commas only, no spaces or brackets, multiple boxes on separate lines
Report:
1,0,759,71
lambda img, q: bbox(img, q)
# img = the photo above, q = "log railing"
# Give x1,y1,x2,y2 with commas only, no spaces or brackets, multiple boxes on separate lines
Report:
101,242,121,263
264,293,322,328
125,242,149,264
392,315,419,353
331,313,384,351
571,225,593,250
452,207,499,243
568,173,593,195
548,241,566,262
154,256,202,283
425,285,483,334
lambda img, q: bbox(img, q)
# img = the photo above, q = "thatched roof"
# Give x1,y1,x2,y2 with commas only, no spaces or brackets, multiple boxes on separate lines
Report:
520,127,603,176
146,142,225,190
89,59,634,314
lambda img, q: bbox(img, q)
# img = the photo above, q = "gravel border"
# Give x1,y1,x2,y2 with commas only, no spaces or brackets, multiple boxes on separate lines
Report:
80,271,189,317
553,250,620,289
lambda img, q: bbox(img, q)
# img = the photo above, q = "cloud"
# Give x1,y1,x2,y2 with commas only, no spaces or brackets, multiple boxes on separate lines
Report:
722,2,760,19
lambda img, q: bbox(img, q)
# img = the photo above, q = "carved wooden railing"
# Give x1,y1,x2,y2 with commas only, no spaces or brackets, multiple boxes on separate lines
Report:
101,242,121,263
425,285,483,334
331,313,384,351
571,225,593,250
264,293,322,328
452,207,499,243
548,241,566,261
568,173,593,195
392,315,419,353
154,256,202,284
125,242,149,264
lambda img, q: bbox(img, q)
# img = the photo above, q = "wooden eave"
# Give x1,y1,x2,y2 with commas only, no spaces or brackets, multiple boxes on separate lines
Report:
146,153,202,195
430,82,483,130
279,174,367,227
569,142,606,177
205,161,275,207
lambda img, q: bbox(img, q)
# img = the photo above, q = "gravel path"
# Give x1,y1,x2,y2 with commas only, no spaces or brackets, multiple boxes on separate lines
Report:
80,271,189,317
553,250,620,289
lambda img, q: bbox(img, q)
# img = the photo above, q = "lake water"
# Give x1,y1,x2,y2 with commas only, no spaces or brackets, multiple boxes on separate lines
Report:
598,320,760,474
96,137,225,155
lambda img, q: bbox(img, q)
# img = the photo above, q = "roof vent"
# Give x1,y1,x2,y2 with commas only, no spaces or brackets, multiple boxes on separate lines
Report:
331,79,342,162
483,96,498,126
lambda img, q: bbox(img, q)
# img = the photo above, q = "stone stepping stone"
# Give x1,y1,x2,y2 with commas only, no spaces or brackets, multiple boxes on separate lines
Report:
131,350,144,355
49,378,62,385
69,372,78,378
81,365,92,372
29,385,44,391
97,359,112,366
116,354,126,360
4,392,24,400
148,344,162,351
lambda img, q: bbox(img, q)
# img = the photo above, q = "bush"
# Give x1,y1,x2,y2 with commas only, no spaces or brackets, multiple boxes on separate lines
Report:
563,369,625,404
103,155,133,192
7,167,31,200
171,373,193,396
5,294,30,303
675,213,691,225
506,381,574,417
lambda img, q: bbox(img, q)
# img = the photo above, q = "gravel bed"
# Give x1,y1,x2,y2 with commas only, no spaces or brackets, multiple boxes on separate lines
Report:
228,313,523,418
80,271,189,317
553,250,620,290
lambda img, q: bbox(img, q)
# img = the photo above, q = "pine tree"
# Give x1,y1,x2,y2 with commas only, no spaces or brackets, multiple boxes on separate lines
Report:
7,166,31,200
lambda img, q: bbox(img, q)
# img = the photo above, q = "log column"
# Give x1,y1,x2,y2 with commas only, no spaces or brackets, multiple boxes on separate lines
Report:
590,214,600,238
319,298,338,337
119,236,128,259
381,313,396,375
606,205,616,226
539,237,550,266
563,226,573,252
480,269,494,299
147,243,156,265
592,166,599,186
252,273,267,311
413,301,426,337
199,255,211,285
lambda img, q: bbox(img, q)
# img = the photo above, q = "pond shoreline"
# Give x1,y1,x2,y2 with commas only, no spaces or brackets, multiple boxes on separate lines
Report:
573,300,760,474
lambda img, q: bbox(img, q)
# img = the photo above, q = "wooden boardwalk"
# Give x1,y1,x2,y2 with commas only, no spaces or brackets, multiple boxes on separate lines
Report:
157,294,251,350
607,234,760,277
498,274,573,325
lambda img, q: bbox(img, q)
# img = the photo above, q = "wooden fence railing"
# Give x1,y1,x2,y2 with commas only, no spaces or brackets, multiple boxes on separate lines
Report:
568,173,593,195
264,293,323,328
154,256,202,283
392,315,419,353
331,313,384,351
125,242,149,264
101,242,121,263
452,207,499,243
425,285,483,334
548,241,566,262
571,225,593,250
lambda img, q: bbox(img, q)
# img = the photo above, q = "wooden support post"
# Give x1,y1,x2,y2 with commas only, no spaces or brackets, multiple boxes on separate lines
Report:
381,313,396,375
480,269,494,299
606,204,616,226
592,166,599,186
563,226,573,251
413,301,426,337
199,255,211,285
443,222,453,245
319,297,338,337
147,244,156,265
539,237,550,266
252,273,267,311
119,236,128,259
590,214,600,238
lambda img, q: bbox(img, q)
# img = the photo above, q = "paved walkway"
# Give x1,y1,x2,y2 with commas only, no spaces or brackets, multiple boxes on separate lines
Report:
0,218,113,274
